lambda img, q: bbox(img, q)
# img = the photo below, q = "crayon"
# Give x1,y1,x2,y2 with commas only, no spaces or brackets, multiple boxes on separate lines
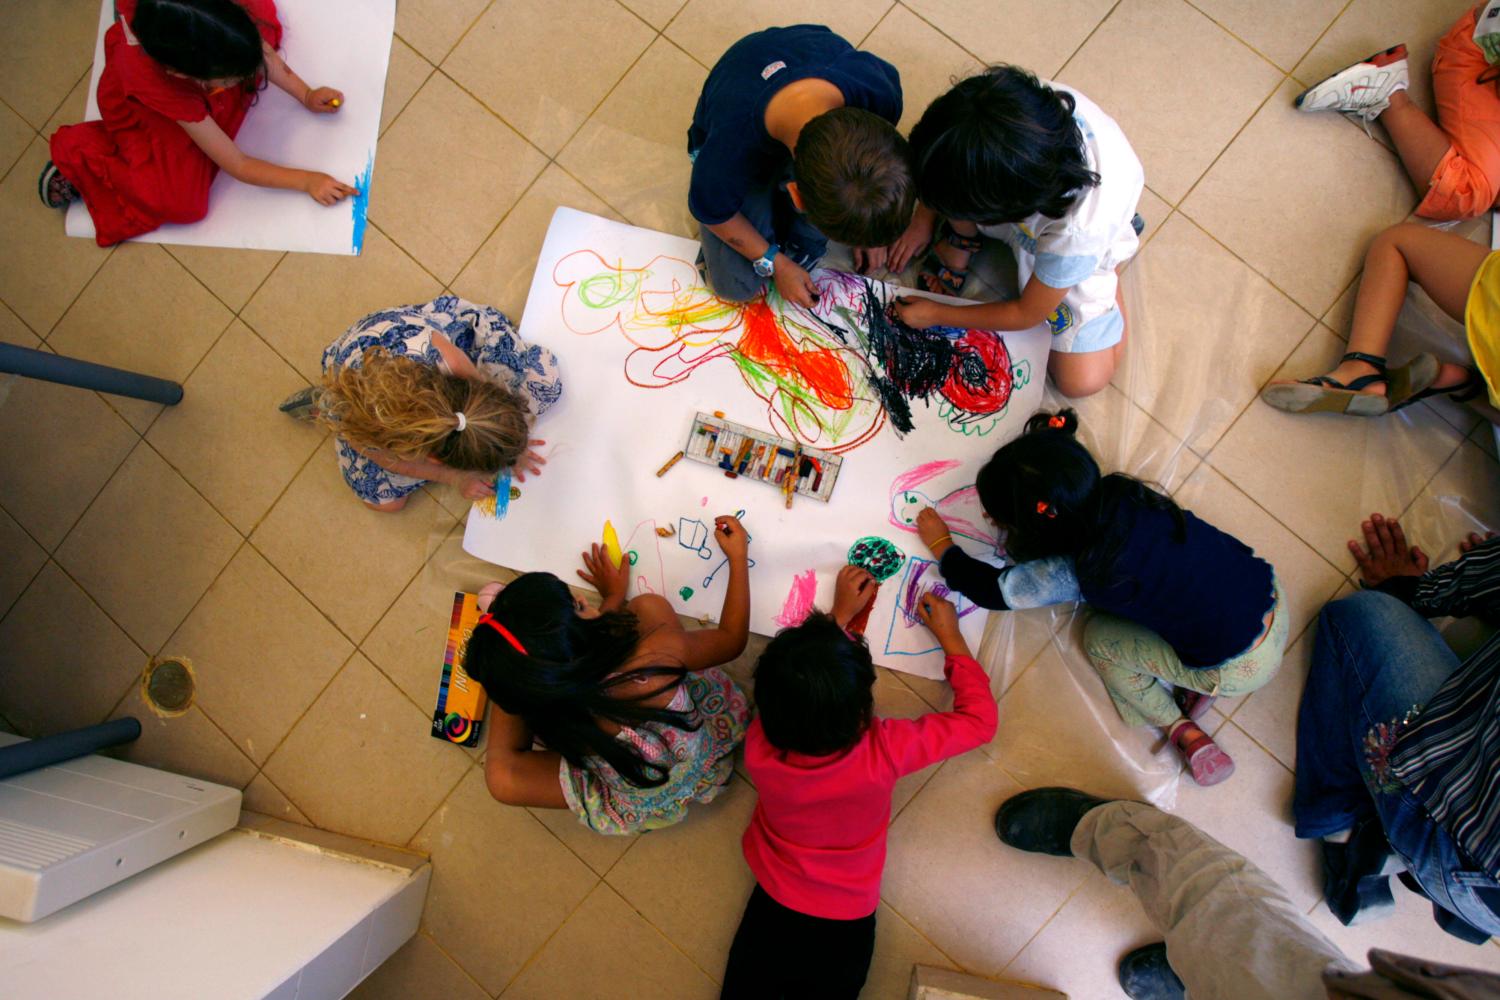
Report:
656,450,685,477
785,444,802,509
601,520,623,567
331,97,342,107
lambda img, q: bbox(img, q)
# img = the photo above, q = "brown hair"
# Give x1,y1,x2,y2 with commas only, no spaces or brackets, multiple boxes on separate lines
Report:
794,107,915,248
318,348,532,472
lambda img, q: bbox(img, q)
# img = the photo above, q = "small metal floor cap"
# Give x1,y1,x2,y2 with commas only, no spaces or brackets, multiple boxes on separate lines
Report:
141,657,195,717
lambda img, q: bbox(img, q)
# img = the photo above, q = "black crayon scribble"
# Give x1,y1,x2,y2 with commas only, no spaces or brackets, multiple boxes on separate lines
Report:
853,282,972,435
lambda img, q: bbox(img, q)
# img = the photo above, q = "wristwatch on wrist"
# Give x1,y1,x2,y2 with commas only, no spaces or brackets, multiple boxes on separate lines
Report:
753,244,779,279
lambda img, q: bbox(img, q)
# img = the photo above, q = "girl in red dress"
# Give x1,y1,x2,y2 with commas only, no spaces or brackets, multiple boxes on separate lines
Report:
40,0,358,246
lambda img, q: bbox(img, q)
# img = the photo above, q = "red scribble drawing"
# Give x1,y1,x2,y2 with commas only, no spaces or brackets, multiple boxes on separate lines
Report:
552,250,1032,453
774,568,819,628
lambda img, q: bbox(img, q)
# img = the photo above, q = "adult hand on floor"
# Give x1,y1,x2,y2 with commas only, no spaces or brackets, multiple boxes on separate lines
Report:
1349,512,1428,587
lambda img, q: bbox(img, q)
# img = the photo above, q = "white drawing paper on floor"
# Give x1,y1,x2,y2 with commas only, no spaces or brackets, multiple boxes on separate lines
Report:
64,0,394,255
463,208,1051,679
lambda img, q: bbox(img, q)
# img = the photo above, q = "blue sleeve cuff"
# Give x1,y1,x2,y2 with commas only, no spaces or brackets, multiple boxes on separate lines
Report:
1034,251,1099,288
998,556,1082,609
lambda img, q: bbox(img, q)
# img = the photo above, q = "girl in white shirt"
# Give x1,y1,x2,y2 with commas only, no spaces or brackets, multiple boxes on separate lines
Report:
890,66,1145,399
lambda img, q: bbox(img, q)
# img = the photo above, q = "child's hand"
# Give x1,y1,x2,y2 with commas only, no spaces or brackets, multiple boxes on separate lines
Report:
917,593,967,653
917,507,953,556
851,246,887,276
830,565,876,629
1460,530,1498,554
894,296,944,330
772,257,818,310
304,173,359,206
886,213,935,274
458,471,497,500
714,515,749,562
303,87,344,113
578,542,630,608
514,440,547,483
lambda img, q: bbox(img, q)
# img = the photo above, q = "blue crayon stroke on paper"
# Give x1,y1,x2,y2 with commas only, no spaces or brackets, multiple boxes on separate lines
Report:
350,152,374,255
491,470,512,520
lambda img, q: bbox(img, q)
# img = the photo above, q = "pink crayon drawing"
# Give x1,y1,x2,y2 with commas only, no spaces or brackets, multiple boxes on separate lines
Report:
888,461,999,553
775,569,819,628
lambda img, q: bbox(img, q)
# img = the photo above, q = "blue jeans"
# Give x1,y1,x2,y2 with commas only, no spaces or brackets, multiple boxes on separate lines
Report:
696,172,827,303
1293,591,1500,938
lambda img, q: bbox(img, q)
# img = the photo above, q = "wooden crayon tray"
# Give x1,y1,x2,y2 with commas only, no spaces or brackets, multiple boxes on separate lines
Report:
683,412,842,503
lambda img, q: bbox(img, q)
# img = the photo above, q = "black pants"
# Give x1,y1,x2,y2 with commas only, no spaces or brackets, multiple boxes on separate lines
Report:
719,884,877,999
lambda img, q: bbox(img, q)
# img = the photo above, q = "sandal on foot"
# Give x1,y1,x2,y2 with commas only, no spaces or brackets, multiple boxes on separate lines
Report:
1391,363,1485,412
1383,352,1440,410
1260,351,1392,416
1170,722,1235,786
277,385,320,421
1173,688,1216,722
918,225,983,297
37,161,80,209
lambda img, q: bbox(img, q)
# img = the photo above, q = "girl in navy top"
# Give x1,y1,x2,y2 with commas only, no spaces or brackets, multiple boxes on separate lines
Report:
919,410,1287,786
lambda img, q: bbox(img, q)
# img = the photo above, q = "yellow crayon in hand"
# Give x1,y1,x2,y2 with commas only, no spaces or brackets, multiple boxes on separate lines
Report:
602,520,624,568
331,97,342,108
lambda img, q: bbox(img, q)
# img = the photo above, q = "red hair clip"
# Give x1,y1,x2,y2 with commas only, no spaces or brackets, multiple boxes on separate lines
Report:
1036,500,1058,519
476,613,527,655
1047,415,1066,429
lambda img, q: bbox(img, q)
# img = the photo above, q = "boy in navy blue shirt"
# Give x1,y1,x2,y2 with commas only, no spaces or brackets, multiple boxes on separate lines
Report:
688,25,914,306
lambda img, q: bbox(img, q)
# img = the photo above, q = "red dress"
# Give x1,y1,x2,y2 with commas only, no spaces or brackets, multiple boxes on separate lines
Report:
49,0,282,246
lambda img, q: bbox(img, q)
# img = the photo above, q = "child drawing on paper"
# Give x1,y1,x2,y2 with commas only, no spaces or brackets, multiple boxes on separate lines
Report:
465,516,752,836
890,67,1144,399
887,459,999,554
721,570,995,996
41,0,360,246
279,296,556,512
916,410,1286,788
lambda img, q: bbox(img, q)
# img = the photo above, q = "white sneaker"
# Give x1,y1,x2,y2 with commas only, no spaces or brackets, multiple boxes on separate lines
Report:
1295,44,1409,126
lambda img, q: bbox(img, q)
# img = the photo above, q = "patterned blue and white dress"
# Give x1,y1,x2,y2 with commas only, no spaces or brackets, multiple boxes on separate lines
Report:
320,296,563,505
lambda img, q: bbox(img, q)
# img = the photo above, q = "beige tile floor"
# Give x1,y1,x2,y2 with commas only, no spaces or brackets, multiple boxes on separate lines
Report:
3,0,1500,995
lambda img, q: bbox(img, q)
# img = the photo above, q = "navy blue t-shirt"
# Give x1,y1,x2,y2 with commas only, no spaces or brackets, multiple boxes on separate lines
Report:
687,25,902,227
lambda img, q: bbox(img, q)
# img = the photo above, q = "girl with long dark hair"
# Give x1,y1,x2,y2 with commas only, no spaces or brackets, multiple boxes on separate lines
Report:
465,516,751,834
917,410,1287,786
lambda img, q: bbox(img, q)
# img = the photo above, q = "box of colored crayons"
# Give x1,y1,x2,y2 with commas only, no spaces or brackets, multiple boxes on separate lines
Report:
430,591,487,748
678,411,842,502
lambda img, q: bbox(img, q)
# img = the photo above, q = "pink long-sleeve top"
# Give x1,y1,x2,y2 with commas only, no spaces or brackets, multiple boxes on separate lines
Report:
740,653,998,919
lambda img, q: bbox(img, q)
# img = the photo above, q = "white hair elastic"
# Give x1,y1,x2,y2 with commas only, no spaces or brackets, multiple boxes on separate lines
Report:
454,411,467,432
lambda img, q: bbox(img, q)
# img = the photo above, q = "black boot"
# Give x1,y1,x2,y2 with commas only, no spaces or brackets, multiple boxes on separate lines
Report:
1118,943,1184,1000
993,787,1112,856
1322,815,1395,926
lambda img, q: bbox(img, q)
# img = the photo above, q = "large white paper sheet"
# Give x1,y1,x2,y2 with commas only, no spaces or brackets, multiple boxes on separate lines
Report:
64,0,393,255
462,209,1052,679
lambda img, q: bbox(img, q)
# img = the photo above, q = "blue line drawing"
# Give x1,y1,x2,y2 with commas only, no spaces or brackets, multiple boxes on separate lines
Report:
677,518,715,559
883,557,979,657
700,510,755,589
350,152,374,255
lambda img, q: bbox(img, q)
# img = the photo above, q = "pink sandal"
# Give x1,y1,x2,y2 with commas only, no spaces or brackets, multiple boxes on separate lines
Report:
1171,722,1235,786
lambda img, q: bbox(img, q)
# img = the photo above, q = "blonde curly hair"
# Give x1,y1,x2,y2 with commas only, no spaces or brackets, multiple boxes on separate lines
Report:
318,348,532,472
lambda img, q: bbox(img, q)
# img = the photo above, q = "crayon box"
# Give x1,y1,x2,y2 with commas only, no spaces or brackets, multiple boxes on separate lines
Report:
430,591,488,748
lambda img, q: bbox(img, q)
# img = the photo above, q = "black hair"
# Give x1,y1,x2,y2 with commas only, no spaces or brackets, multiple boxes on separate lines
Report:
908,65,1100,225
131,0,267,85
975,409,1185,589
753,612,875,756
464,573,697,789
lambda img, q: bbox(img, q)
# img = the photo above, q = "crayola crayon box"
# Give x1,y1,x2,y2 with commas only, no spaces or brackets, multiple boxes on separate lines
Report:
431,592,487,748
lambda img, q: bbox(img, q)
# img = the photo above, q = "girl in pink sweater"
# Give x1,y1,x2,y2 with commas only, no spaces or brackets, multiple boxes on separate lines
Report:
721,565,998,998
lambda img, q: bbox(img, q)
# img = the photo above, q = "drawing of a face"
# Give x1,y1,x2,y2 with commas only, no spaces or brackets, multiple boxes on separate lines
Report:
892,490,931,529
